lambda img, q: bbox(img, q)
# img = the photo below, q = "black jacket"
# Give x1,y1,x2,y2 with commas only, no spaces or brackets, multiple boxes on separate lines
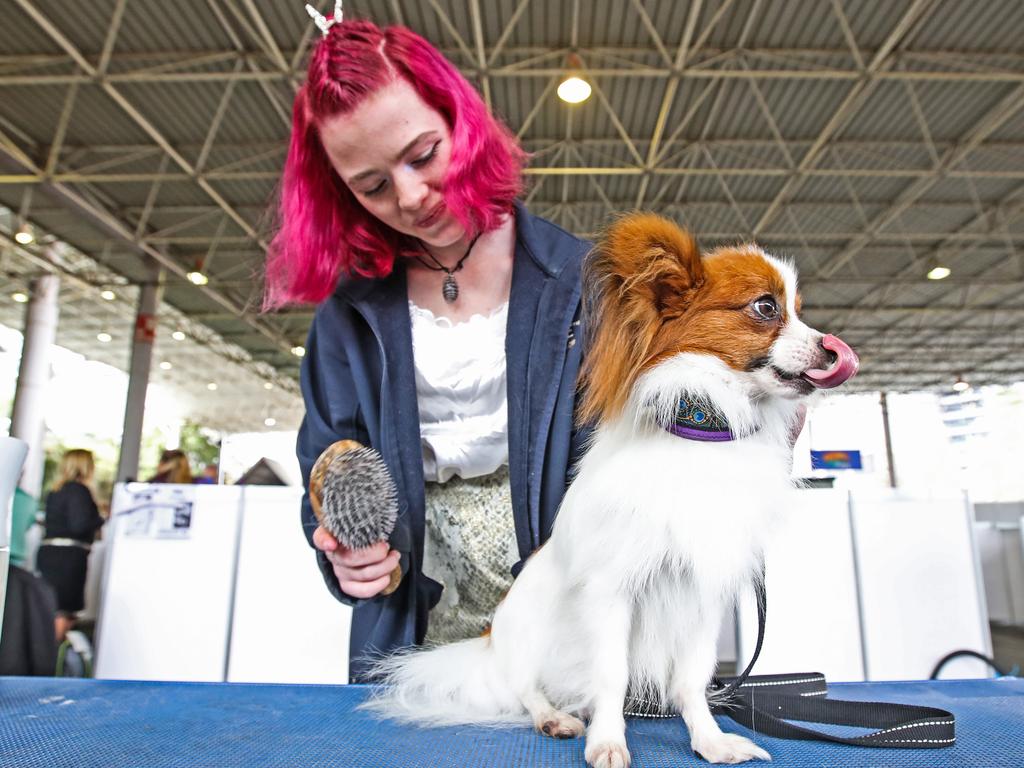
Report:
297,204,592,681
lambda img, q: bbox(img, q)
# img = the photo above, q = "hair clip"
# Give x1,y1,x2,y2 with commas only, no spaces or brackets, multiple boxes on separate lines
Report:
305,1,343,37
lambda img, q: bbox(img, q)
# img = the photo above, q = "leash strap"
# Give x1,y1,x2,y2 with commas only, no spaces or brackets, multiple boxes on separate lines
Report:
624,573,957,748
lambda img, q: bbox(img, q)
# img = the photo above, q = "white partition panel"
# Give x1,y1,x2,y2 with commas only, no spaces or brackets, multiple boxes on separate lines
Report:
94,483,242,682
737,489,865,682
227,486,351,684
850,491,991,680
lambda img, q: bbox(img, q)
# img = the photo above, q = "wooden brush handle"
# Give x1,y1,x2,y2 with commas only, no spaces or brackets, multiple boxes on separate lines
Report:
309,439,402,596
309,439,363,523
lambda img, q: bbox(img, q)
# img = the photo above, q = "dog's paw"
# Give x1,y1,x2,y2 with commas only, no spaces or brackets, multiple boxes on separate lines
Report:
692,733,770,764
535,710,585,739
584,740,631,768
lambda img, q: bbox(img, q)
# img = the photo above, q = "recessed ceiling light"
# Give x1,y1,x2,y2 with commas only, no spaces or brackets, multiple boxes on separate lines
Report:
97,332,112,343
171,330,186,341
263,382,274,390
207,382,218,391
927,265,951,280
12,292,28,303
264,417,277,427
187,271,209,286
291,345,306,357
952,376,970,392
101,290,116,301
159,361,172,370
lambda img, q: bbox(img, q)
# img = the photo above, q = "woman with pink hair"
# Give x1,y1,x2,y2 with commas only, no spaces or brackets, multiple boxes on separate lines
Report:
268,11,590,682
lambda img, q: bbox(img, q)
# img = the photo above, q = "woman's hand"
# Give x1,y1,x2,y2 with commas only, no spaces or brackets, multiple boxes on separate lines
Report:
312,526,402,599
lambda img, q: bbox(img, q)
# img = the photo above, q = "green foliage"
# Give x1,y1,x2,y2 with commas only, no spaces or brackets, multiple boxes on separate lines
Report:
178,419,221,470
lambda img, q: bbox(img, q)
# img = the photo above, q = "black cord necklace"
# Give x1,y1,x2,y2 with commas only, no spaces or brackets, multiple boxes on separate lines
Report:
413,232,482,303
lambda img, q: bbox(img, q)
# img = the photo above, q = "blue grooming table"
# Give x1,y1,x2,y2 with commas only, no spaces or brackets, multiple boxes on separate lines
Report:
1,677,1021,767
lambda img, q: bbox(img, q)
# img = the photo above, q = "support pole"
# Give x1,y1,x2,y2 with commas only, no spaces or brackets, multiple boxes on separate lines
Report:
116,265,164,482
10,273,61,498
879,391,898,488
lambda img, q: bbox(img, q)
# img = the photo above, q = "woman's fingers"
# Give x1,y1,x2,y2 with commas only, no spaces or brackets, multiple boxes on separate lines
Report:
333,548,400,582
312,525,338,552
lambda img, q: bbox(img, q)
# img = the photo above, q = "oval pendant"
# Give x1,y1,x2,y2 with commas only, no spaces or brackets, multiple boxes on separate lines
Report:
442,274,459,303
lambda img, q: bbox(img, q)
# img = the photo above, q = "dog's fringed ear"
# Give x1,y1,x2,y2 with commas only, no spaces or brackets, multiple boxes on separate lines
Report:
579,213,704,426
603,213,703,315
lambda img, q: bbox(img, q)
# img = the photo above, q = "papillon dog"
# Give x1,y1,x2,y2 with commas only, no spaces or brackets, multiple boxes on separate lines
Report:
366,213,859,766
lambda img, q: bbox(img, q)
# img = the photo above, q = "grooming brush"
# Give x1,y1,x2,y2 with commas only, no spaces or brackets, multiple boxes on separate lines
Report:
309,439,402,595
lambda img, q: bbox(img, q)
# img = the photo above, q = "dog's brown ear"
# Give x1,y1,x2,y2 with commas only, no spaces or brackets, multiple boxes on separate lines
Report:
602,213,703,315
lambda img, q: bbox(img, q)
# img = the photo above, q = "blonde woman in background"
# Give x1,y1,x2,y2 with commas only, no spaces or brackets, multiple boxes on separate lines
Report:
36,449,105,642
147,448,193,484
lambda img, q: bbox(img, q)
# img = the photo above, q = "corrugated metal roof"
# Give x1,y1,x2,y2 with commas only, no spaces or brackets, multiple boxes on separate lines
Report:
2,0,1024,400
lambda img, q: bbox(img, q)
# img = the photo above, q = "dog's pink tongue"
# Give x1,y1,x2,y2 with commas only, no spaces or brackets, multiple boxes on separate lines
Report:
802,334,859,389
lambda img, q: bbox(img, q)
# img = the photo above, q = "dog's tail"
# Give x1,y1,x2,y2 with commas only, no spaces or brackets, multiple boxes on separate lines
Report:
359,636,527,726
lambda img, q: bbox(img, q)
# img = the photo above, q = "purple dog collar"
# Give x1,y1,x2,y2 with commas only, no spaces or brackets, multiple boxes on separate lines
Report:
663,397,746,442
664,422,735,442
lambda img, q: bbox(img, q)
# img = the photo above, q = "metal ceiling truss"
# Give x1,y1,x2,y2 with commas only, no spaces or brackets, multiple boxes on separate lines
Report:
1,0,1023,393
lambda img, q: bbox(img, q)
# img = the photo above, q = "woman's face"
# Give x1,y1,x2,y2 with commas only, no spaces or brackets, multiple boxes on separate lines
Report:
319,78,464,249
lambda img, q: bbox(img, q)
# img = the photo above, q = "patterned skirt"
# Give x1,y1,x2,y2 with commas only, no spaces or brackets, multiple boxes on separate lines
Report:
421,465,519,645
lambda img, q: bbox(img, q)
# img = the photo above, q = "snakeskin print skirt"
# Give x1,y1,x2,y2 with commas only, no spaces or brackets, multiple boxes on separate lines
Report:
421,465,519,645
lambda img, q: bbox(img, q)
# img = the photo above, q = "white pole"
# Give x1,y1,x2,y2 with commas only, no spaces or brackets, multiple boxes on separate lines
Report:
10,273,61,499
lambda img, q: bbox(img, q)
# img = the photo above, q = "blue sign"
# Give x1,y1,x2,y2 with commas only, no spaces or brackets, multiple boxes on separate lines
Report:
811,450,863,470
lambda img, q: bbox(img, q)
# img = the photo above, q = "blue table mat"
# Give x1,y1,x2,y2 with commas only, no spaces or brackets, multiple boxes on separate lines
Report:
2,677,1021,767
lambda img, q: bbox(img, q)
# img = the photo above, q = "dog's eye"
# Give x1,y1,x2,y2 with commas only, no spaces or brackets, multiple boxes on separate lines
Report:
751,296,779,320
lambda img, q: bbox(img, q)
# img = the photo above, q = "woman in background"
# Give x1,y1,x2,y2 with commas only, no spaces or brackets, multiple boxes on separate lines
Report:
36,449,105,642
147,449,193,484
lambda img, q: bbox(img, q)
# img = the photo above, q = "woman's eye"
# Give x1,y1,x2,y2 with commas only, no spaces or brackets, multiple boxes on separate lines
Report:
751,296,779,320
363,179,386,196
411,141,440,167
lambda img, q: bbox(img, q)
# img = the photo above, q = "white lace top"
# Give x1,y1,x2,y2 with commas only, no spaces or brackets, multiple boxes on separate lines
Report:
408,301,510,483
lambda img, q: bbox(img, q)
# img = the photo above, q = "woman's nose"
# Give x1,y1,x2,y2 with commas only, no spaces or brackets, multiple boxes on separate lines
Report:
395,171,429,212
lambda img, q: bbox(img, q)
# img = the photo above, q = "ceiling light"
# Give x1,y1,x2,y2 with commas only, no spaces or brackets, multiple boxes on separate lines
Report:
927,265,951,280
263,381,274,390
101,289,116,301
171,330,186,341
291,345,306,357
207,382,218,391
187,271,209,286
159,361,172,370
14,223,35,245
12,292,28,303
264,417,277,427
952,375,970,393
97,332,112,343
557,53,592,104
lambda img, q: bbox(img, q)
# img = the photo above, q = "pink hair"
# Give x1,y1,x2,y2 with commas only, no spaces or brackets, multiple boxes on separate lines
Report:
264,20,526,308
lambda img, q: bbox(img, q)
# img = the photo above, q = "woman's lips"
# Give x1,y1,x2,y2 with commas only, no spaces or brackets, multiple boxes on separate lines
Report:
415,203,445,229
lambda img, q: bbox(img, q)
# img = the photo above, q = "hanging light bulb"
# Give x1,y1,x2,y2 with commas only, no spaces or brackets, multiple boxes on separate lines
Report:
172,330,186,341
557,54,592,104
187,270,209,286
12,292,29,303
14,222,35,245
952,375,970,392
101,289,116,301
926,255,951,280
264,417,277,427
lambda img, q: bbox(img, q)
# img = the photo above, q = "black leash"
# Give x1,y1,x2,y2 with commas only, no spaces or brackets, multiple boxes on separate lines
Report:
624,571,957,748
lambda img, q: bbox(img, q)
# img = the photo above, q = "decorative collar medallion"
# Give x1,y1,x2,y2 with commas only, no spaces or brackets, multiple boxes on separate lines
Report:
663,397,738,442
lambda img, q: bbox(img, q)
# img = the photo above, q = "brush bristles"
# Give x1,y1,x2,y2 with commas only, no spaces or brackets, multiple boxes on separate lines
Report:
319,447,399,550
